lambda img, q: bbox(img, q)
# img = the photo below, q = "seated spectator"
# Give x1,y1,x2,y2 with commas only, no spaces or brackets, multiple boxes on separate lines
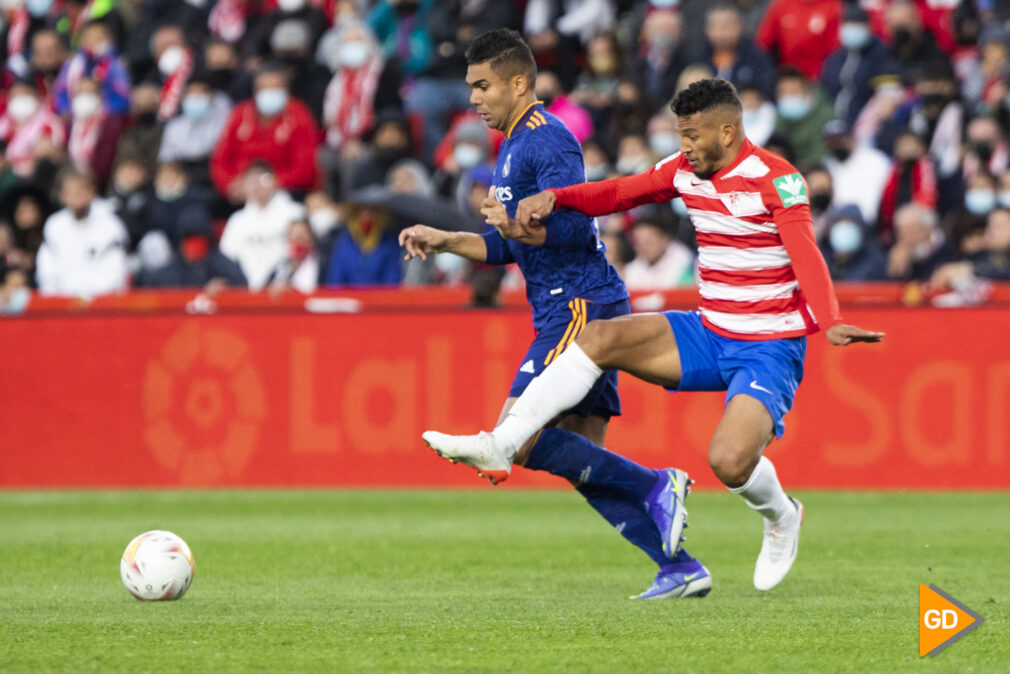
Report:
269,19,330,124
0,79,66,177
623,214,695,289
606,79,652,155
629,9,692,111
203,38,253,104
0,182,53,283
28,28,68,100
569,31,623,133
885,203,952,282
124,0,209,83
149,24,196,121
804,164,835,239
756,0,840,80
582,139,613,182
1,0,60,80
822,118,891,226
739,84,777,148
339,108,414,196
210,62,320,202
885,0,947,83
931,208,1010,288
819,205,887,281
536,70,593,144
646,111,680,160
141,217,247,290
67,76,128,190
113,81,164,171
432,119,492,201
852,75,907,150
773,67,836,168
53,20,131,116
368,0,433,77
145,161,213,245
304,189,342,239
35,168,129,297
879,129,938,244
267,218,322,294
219,161,305,291
243,0,329,61
962,171,999,219
702,3,776,100
323,205,402,287
962,115,1009,183
158,76,232,184
614,133,654,177
106,157,151,247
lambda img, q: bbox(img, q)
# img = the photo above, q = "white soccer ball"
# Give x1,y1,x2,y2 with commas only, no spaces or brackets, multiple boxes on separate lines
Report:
120,530,195,601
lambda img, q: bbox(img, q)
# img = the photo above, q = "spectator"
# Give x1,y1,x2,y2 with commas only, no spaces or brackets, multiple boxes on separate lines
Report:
210,62,321,202
739,84,777,147
536,70,593,145
879,129,938,243
886,202,952,281
962,115,1009,183
885,0,947,82
203,38,252,104
614,132,653,176
244,0,329,61
646,111,679,160
600,228,634,279
339,108,414,195
852,75,907,150
702,3,776,100
269,19,331,124
304,190,342,240
145,161,214,245
822,118,892,226
148,24,195,122
582,138,613,182
820,5,899,129
0,79,65,177
35,168,129,297
157,76,233,185
124,0,209,82
27,28,68,100
773,67,836,168
368,0,434,77
432,119,491,199
756,0,841,80
623,214,694,289
569,31,623,133
629,9,691,111
804,164,835,238
323,204,403,286
53,20,131,116
219,161,305,291
67,75,127,190
931,207,1010,288
1,0,60,80
605,79,652,157
267,218,322,294
819,205,888,281
0,183,52,281
524,0,614,88
142,216,247,290
106,157,151,247
113,81,164,171
624,0,711,60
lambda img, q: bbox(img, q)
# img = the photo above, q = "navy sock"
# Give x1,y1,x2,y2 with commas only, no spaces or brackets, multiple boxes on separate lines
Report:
522,428,659,499
577,485,669,567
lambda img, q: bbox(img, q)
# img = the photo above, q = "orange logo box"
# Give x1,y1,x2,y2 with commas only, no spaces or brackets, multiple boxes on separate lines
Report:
919,584,985,657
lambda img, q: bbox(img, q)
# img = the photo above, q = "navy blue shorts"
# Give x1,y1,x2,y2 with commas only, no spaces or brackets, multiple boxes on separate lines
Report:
509,298,630,419
663,310,806,438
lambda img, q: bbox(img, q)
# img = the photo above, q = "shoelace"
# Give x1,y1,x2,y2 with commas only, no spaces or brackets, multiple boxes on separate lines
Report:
761,519,795,563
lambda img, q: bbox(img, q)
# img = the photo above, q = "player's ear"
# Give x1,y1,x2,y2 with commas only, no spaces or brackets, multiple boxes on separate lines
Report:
512,73,529,97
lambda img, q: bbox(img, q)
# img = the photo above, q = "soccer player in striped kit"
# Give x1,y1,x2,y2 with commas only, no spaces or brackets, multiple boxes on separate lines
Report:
424,78,884,596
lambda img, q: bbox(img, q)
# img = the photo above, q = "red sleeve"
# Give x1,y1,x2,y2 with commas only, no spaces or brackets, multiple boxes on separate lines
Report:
754,0,779,52
776,205,843,330
275,105,321,191
210,107,243,196
550,158,680,216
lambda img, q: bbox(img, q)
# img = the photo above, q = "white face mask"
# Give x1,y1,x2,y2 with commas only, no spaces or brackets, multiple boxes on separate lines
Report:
72,92,102,120
158,45,185,76
309,209,340,237
649,132,680,158
277,0,306,11
338,42,369,69
829,220,863,255
453,143,485,170
616,155,650,176
7,95,39,123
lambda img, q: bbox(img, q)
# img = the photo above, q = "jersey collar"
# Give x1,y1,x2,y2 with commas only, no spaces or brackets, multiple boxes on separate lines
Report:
711,139,757,180
506,101,546,139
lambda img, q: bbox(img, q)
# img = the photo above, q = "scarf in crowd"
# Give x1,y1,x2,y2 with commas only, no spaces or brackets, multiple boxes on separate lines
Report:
7,7,30,58
68,110,106,171
62,49,114,99
0,105,66,175
158,47,194,121
322,55,383,150
209,0,251,43
879,158,938,239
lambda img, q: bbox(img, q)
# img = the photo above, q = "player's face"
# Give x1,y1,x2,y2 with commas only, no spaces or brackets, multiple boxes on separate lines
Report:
466,63,515,133
676,112,728,180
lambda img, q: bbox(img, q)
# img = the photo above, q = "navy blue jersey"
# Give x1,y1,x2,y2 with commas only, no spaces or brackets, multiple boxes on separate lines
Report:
481,102,628,329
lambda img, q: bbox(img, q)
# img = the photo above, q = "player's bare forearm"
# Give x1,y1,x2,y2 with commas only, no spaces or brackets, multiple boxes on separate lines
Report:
440,231,488,261
826,324,885,346
399,226,487,263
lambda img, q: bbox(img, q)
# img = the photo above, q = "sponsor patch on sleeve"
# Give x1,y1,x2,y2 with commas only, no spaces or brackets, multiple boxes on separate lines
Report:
772,173,809,208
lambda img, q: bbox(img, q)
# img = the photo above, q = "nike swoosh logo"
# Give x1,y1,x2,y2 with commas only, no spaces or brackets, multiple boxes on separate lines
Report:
749,380,773,395
683,572,702,581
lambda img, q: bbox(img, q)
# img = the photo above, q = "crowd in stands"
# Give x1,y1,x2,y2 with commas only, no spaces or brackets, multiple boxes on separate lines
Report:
2,0,1010,311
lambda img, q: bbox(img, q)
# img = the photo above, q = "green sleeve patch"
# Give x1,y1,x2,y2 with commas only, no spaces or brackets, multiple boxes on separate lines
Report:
772,173,809,208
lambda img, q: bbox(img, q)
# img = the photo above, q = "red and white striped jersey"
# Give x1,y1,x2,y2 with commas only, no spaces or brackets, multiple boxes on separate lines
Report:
551,139,842,340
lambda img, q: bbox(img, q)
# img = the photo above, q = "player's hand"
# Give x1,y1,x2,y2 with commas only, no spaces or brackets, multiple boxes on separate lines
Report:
515,190,557,227
399,224,447,261
826,324,885,346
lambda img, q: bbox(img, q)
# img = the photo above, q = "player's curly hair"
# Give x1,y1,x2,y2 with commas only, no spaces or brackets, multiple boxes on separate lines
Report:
671,78,742,117
465,29,537,84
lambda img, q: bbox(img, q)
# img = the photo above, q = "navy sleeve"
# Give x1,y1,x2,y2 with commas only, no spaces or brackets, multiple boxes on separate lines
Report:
481,229,515,265
530,133,598,249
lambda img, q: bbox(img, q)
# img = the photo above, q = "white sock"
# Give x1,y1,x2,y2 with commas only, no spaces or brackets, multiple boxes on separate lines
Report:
493,343,603,455
729,456,794,524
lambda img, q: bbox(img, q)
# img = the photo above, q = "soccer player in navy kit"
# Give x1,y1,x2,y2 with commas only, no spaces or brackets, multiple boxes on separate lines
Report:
400,29,702,598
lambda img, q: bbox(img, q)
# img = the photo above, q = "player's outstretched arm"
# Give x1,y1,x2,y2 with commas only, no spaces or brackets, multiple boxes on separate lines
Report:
398,225,487,262
825,324,885,346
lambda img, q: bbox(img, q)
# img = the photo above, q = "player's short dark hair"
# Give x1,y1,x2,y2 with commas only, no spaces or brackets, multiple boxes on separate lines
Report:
670,78,742,117
465,29,537,84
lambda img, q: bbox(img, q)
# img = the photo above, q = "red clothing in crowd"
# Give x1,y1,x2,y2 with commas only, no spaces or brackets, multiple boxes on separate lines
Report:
210,98,321,195
755,0,842,80
862,0,957,54
878,157,938,241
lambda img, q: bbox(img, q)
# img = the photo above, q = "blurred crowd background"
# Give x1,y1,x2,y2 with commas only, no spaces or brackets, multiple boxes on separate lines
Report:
1,0,1010,312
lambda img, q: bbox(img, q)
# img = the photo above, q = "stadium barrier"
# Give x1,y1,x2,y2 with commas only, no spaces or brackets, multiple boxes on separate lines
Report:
2,286,1009,489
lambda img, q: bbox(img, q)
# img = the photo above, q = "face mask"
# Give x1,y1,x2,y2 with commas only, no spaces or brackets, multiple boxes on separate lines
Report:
309,209,340,236
810,192,832,214
2,286,30,315
7,95,39,123
585,163,610,181
671,198,688,217
71,92,101,119
136,110,158,126
650,0,680,7
338,41,369,68
255,88,288,116
921,93,949,110
181,235,210,261
972,142,994,163
156,183,186,202
26,0,53,18
830,146,852,162
840,23,871,50
616,156,650,176
829,220,863,255
999,190,1010,209
649,132,680,158
964,189,996,215
158,46,185,76
290,240,311,260
777,95,811,121
207,68,235,90
277,0,306,10
393,0,420,16
453,143,484,170
892,27,913,47
181,94,211,118
589,55,616,74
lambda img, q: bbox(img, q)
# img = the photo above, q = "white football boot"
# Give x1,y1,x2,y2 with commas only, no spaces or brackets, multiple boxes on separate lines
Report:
421,430,512,485
753,497,804,591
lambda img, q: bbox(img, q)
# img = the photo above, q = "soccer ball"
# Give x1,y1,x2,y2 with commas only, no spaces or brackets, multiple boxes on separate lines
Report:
120,530,195,601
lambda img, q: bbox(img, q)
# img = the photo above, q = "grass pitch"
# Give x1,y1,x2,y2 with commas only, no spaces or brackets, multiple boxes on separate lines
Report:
1,490,1007,673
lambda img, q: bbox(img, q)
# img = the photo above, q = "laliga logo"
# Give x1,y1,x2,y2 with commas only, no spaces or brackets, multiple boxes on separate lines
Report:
919,584,985,657
142,323,266,484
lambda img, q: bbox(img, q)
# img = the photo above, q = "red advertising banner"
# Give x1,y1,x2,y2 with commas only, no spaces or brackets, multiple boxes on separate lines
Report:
1,300,1008,489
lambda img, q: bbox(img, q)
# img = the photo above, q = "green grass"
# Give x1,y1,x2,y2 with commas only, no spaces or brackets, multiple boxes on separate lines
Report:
1,490,1007,673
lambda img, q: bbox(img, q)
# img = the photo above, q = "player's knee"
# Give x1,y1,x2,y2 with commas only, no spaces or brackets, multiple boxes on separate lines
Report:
708,441,754,488
575,320,620,366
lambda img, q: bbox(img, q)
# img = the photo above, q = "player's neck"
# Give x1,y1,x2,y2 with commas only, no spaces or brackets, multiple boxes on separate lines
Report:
503,96,539,136
712,140,747,175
